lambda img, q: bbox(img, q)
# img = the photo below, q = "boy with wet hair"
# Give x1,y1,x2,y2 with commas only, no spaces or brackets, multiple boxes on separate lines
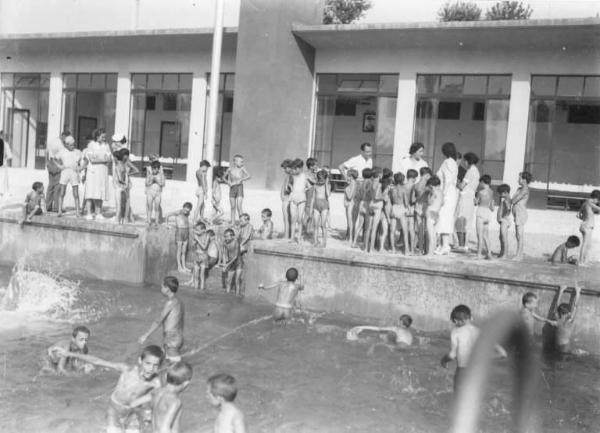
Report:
346,314,413,347
424,175,442,256
546,286,582,354
57,345,164,433
413,167,432,254
475,175,494,260
225,154,251,222
139,276,185,363
256,208,274,240
351,168,372,248
258,267,304,324
40,325,94,376
20,181,46,224
496,184,512,259
146,160,166,226
344,168,358,243
207,373,246,433
166,203,193,273
221,228,243,296
520,292,551,337
577,189,600,266
550,235,580,265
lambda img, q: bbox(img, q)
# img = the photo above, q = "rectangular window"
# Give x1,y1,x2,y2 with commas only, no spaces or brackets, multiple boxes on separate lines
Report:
438,102,461,120
204,73,235,165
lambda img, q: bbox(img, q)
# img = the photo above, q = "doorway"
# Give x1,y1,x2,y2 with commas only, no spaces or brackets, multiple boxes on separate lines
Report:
10,108,30,168
159,121,180,158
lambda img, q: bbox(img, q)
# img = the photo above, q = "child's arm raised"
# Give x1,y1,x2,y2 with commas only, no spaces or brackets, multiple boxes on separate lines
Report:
568,286,582,323
138,300,175,344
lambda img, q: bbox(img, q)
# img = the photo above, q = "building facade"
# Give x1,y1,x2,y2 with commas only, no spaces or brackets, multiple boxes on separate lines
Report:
0,0,598,205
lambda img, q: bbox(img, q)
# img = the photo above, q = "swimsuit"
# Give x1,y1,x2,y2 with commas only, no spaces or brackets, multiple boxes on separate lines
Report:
427,209,439,225
175,227,189,243
391,204,406,219
163,331,183,358
476,206,492,224
314,198,329,212
229,183,244,199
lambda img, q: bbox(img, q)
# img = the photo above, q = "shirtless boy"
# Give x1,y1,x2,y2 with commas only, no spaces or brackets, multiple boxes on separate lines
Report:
166,203,193,273
189,223,219,291
57,345,164,433
550,235,580,265
114,148,139,224
351,168,372,249
346,314,413,347
221,228,243,296
193,160,211,223
225,154,251,222
206,373,246,433
520,292,551,337
256,208,274,240
311,169,330,247
55,135,83,217
545,286,582,354
413,167,432,254
212,166,226,224
424,175,442,256
238,213,253,257
289,159,309,243
258,267,304,324
344,169,358,243
139,276,185,363
496,184,512,259
389,172,410,254
146,160,166,226
39,325,94,376
280,159,293,240
20,181,45,225
577,189,600,265
475,175,494,260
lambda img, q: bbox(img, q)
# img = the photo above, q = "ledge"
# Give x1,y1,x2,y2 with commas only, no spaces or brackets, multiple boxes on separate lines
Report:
0,216,140,239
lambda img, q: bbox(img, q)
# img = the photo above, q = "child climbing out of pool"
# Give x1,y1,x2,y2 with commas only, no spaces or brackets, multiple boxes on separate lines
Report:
520,292,552,337
193,160,211,223
139,276,185,363
577,189,600,266
440,304,506,394
56,345,164,433
207,373,246,433
166,203,193,273
310,169,331,247
221,228,243,296
258,267,304,324
475,175,494,260
39,325,94,376
225,154,251,222
346,314,413,347
424,175,442,256
344,169,358,243
550,235,580,265
545,286,582,354
511,171,531,261
20,181,46,225
413,167,432,254
212,166,226,224
129,361,193,433
256,208,274,240
496,184,512,259
146,160,166,226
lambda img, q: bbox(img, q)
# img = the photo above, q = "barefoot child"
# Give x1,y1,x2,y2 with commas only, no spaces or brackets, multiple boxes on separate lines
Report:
20,181,46,224
280,159,293,239
146,160,166,226
207,373,246,433
346,314,413,346
55,136,83,217
39,326,94,376
475,175,494,260
511,171,531,261
258,267,304,324
139,276,185,363
550,235,580,265
351,168,372,248
221,228,243,296
212,166,226,224
256,208,274,240
304,158,319,234
577,189,600,265
311,169,330,247
366,167,384,253
413,167,432,254
404,169,418,254
225,154,250,222
166,203,193,273
389,172,410,254
344,169,358,242
57,345,164,433
113,149,138,224
496,184,511,258
424,175,442,256
545,286,582,354
289,159,309,243
238,213,253,257
193,160,211,223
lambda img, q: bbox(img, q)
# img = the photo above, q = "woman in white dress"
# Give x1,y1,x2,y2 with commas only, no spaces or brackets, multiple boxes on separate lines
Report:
435,142,459,255
82,128,111,220
0,130,13,201
455,152,480,252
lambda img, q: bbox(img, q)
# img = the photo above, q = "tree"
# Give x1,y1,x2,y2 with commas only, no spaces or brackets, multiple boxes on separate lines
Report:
437,1,482,22
323,0,372,25
485,1,533,20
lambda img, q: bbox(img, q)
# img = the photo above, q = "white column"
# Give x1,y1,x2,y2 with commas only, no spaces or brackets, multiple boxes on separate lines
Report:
114,73,131,138
186,73,208,183
391,72,417,172
47,72,63,144
503,73,531,191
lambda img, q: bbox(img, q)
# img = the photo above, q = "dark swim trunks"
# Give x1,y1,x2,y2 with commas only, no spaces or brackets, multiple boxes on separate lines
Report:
229,184,244,199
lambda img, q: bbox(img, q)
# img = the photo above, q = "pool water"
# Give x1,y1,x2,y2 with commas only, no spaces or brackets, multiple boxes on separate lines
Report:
0,265,599,433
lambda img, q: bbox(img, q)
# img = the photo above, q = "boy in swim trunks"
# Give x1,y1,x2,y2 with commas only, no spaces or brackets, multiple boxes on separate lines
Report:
289,159,310,243
511,171,531,261
238,213,253,257
475,175,494,260
577,189,600,266
304,158,319,235
280,159,293,240
344,169,358,243
20,181,46,225
496,184,512,259
351,168,371,248
55,135,83,217
366,167,384,253
146,160,166,227
212,166,226,224
39,325,94,376
258,267,304,324
139,276,185,363
256,208,274,240
550,235,580,265
114,148,139,225
389,172,410,255
413,167,432,254
424,175,442,256
221,228,243,296
57,345,164,433
545,286,582,355
194,160,211,224
310,169,330,247
225,154,251,223
166,203,193,273
404,169,418,254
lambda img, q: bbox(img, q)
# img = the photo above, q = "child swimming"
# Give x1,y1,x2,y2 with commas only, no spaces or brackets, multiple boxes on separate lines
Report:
39,325,94,376
258,267,304,324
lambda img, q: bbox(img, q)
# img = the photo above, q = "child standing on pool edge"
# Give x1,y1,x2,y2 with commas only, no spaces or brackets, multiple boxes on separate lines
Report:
511,171,531,261
225,154,251,223
577,189,600,266
166,202,193,273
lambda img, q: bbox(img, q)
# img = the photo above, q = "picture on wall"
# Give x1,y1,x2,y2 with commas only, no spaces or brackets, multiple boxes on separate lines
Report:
363,110,376,132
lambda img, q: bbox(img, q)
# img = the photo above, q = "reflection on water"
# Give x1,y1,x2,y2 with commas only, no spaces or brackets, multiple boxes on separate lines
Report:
0,265,598,433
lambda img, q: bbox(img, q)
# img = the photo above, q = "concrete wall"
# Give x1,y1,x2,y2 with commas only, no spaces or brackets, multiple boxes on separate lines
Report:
245,241,600,353
229,0,321,189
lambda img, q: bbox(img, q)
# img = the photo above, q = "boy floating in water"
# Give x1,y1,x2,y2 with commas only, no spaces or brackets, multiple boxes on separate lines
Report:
166,203,193,273
550,235,580,265
206,373,246,433
57,345,164,433
577,189,600,266
346,314,413,347
139,276,185,363
545,286,582,354
20,181,46,225
131,361,193,433
39,325,94,376
258,267,304,324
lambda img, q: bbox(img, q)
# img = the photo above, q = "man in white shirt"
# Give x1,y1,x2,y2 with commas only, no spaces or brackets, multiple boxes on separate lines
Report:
338,142,373,180
398,142,429,182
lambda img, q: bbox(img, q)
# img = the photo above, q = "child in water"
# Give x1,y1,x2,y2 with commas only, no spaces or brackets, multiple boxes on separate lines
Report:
577,189,600,266
520,292,551,337
258,267,304,324
139,276,185,363
166,203,193,273
207,373,246,433
550,235,580,265
221,228,243,296
545,286,582,354
346,314,413,347
39,325,94,376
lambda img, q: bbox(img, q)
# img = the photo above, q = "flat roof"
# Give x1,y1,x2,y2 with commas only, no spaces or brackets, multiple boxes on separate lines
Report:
293,18,600,50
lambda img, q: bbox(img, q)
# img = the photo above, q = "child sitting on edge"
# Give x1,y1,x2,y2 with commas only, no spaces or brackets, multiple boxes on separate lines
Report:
221,228,243,296
20,181,46,225
225,154,251,222
550,235,580,265
545,286,582,354
131,361,193,433
207,373,246,433
346,314,413,346
39,325,94,376
511,171,532,261
520,292,551,337
166,202,193,273
258,267,304,324
139,276,185,363
256,208,274,240
440,305,506,394
424,175,442,256
344,169,358,243
475,175,494,260
193,160,211,223
311,169,330,247
577,189,600,266
56,345,164,433
146,160,166,227
413,167,432,254
496,184,512,259
212,166,226,224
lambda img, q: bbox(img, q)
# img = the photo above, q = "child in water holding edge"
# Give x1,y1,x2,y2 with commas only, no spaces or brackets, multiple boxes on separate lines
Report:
258,267,304,324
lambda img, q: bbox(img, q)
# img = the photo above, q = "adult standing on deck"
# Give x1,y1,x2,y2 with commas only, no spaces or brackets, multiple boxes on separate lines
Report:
83,128,111,220
455,152,480,251
435,142,459,255
0,130,13,202
46,130,70,212
398,142,428,181
338,142,373,180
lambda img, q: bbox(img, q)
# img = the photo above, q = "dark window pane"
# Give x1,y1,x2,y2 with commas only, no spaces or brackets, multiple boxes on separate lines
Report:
440,75,463,94
146,95,155,111
179,74,192,91
557,76,584,97
91,73,106,89
77,74,91,89
163,74,178,90
106,74,118,90
584,76,600,97
132,74,146,90
223,95,234,113
531,76,556,96
334,98,356,116
464,76,487,95
568,104,600,124
416,75,438,94
472,102,485,120
533,101,552,122
163,93,177,111
416,99,434,119
438,101,461,119
148,74,162,90
487,75,511,96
